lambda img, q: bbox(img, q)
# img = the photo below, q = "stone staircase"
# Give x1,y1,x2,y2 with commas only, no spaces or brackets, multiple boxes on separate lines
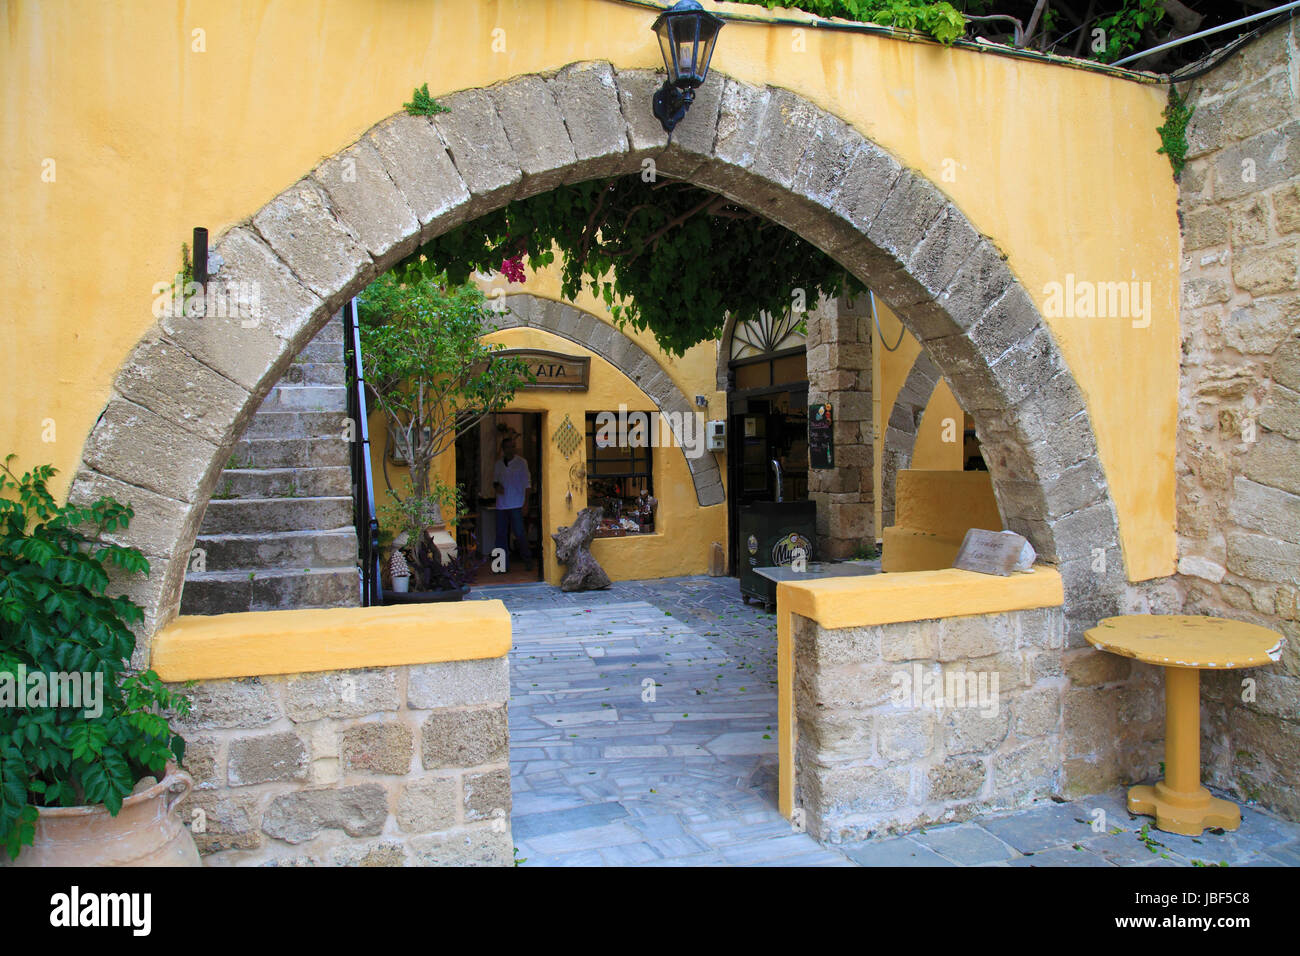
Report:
180,313,359,615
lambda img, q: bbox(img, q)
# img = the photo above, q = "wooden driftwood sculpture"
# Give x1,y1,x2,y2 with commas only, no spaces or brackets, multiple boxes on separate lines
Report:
552,506,612,592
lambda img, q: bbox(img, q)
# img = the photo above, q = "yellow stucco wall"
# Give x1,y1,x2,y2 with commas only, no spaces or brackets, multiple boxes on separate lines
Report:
882,469,1002,572
2,0,1178,581
871,298,965,536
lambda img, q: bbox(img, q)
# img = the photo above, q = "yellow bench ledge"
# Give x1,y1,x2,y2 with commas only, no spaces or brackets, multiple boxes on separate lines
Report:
776,565,1064,629
151,601,512,682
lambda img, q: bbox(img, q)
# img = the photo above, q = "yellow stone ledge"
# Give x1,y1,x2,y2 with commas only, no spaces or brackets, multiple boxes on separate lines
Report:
776,565,1064,629
151,602,512,682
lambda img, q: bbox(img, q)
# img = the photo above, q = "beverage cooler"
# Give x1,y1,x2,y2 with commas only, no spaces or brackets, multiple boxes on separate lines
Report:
738,499,817,611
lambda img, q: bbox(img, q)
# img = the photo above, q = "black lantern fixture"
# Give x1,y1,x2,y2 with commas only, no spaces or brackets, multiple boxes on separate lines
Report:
651,0,725,134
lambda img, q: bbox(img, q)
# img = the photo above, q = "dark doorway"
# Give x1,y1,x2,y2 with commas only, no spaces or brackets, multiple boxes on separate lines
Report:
457,412,544,586
725,348,810,576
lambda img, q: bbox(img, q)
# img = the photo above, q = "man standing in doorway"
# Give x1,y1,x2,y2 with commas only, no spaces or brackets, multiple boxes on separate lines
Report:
493,436,532,571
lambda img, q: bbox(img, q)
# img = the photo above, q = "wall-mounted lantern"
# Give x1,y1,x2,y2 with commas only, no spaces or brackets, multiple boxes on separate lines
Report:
651,0,725,134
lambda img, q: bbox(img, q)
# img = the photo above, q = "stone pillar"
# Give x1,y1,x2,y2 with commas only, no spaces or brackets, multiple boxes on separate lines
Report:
807,292,874,558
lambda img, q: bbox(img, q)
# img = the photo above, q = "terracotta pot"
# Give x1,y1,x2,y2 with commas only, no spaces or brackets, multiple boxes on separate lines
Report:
8,768,201,867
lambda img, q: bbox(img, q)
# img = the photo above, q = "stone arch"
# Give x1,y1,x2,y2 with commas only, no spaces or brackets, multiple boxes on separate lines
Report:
489,292,725,507
880,350,943,530
70,61,1126,646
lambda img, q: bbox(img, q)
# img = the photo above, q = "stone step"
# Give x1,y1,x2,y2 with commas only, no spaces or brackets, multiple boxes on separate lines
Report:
278,361,346,387
241,410,350,441
179,567,359,616
194,528,358,572
198,496,354,534
307,316,344,344
294,339,345,364
229,436,349,469
211,466,352,500
258,385,347,413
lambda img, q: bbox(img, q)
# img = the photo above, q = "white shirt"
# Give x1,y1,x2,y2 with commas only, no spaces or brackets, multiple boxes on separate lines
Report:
493,455,530,510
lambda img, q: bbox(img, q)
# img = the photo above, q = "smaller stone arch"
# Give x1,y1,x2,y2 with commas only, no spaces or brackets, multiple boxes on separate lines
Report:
880,350,943,529
492,293,725,508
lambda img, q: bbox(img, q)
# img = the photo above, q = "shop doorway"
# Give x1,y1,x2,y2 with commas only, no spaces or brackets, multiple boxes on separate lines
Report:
725,338,811,579
457,412,545,586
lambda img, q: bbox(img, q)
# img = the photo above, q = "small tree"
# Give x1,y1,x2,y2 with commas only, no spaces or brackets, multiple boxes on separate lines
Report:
357,272,533,528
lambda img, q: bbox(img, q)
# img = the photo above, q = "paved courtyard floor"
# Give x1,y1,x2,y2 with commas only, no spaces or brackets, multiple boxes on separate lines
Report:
474,575,1300,867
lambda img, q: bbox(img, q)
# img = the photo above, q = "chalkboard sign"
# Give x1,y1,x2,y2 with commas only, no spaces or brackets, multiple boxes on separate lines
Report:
808,403,834,469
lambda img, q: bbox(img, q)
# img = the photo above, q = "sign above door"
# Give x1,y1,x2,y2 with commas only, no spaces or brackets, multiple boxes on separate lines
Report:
495,349,590,391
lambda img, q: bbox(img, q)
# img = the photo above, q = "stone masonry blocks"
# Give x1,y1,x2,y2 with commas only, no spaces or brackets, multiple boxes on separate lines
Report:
171,656,512,866
432,88,522,218
178,225,326,397
547,61,631,183
252,179,373,303
795,605,1064,843
366,113,472,240
313,138,420,263
488,74,578,197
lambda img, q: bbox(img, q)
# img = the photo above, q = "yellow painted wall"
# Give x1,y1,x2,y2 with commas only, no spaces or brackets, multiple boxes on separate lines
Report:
370,323,728,586
871,297,965,537
2,0,1178,581
881,469,1002,572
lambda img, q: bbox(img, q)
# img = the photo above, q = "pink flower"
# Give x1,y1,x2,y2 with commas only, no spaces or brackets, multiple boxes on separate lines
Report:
500,255,527,285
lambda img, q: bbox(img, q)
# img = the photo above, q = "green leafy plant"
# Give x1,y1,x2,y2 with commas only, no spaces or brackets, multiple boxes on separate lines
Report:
1156,85,1194,178
0,457,191,860
381,475,466,545
745,1,968,45
403,176,865,357
404,83,450,116
1093,0,1166,63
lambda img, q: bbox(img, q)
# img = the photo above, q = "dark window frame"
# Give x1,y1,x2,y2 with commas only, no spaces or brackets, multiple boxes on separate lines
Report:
585,411,654,496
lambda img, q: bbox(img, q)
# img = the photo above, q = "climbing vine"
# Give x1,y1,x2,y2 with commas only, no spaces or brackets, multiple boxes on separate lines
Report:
1156,84,1194,178
396,176,865,357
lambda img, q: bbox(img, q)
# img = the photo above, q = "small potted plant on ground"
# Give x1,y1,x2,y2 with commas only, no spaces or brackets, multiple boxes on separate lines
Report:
0,457,196,866
388,548,412,593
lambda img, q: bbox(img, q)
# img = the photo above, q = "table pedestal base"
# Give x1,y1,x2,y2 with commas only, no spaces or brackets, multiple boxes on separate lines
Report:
1127,781,1240,836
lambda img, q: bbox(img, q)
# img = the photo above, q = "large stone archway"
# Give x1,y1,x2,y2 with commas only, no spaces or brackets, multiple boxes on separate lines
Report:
492,293,724,507
71,61,1126,649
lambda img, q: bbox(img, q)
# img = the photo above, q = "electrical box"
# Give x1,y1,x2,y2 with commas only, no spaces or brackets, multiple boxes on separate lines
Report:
706,419,726,451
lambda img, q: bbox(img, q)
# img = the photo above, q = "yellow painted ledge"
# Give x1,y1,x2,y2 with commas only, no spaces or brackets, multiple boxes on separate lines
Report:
776,565,1064,629
776,565,1063,817
151,602,512,682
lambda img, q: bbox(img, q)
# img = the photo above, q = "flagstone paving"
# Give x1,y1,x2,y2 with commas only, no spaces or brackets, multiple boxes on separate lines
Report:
473,575,1300,867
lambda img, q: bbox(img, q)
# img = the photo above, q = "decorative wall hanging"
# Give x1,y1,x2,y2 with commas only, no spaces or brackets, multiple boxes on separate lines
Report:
552,414,581,459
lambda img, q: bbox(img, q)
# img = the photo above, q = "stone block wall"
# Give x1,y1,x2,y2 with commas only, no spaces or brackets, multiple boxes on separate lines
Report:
807,293,875,558
172,656,513,865
792,604,1065,843
1173,18,1300,820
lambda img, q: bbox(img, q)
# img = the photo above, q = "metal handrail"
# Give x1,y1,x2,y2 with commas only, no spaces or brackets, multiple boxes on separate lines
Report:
342,298,383,607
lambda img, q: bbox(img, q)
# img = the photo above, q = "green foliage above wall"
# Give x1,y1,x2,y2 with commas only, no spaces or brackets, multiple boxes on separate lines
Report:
398,176,864,357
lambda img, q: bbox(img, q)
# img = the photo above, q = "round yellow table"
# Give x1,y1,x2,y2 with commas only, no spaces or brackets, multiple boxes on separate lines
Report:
1084,615,1286,836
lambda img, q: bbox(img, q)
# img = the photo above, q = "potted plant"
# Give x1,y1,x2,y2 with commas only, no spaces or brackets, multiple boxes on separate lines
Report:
388,549,412,593
0,457,197,866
